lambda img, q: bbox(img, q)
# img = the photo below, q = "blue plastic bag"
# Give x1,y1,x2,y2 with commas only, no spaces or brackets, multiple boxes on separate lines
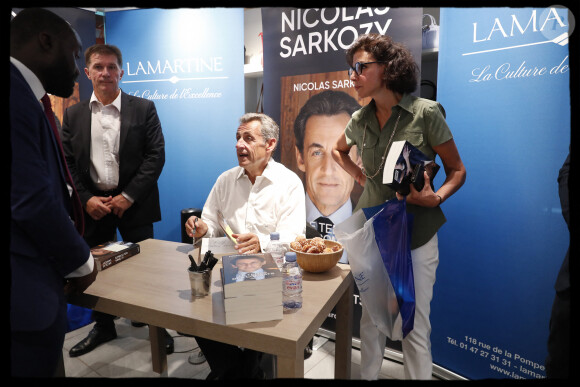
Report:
335,198,415,339
66,304,94,332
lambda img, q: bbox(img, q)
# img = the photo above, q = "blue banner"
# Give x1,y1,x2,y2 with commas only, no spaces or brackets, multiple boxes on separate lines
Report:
432,7,571,379
105,8,244,241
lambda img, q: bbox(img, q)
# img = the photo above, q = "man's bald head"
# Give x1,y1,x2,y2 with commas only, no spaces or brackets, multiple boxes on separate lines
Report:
11,8,82,98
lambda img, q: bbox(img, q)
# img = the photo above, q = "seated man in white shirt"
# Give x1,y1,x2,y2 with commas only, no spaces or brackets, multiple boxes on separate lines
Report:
184,112,306,379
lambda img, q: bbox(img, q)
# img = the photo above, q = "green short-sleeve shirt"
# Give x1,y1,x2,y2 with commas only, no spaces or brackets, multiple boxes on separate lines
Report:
345,93,453,249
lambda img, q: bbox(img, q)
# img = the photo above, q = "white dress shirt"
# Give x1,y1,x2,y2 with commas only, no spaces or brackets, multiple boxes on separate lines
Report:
88,91,134,202
202,159,306,250
89,92,122,191
10,56,94,276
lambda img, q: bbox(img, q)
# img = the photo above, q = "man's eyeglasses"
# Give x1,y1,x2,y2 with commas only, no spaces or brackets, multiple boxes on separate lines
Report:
347,61,386,77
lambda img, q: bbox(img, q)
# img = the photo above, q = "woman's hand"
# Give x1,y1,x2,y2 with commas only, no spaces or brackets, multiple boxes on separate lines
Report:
399,138,467,207
355,170,366,187
400,171,440,207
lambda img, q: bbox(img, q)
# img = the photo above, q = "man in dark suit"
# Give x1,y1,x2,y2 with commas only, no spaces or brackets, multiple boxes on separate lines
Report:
545,152,570,378
10,8,98,377
61,43,170,357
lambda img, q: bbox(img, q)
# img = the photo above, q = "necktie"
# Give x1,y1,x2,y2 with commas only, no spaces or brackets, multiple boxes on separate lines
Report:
41,94,85,235
314,216,334,238
244,273,256,281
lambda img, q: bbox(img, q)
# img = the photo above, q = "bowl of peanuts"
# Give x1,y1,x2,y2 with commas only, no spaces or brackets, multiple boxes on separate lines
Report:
289,236,343,273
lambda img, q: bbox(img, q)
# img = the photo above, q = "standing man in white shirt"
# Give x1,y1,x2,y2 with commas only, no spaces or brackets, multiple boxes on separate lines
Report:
184,113,306,379
61,43,171,357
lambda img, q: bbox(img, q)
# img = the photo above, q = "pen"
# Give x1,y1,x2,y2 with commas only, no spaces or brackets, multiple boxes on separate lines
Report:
199,250,210,271
192,216,198,247
188,254,198,271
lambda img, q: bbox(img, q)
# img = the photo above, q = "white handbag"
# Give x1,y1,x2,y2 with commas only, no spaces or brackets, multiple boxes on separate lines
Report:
422,14,439,50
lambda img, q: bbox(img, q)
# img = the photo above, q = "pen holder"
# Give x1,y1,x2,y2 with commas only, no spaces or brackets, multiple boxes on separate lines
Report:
188,268,212,297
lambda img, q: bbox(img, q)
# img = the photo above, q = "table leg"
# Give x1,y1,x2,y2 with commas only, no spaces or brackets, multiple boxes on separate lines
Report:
276,349,303,378
334,276,353,379
149,326,168,376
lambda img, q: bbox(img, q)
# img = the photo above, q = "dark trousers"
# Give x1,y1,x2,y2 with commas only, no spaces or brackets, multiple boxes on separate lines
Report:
545,288,570,378
85,213,154,332
195,336,262,379
83,211,154,248
11,295,67,377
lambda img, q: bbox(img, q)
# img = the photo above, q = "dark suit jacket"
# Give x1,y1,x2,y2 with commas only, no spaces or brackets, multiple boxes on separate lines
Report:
555,153,570,292
62,91,165,227
10,63,90,333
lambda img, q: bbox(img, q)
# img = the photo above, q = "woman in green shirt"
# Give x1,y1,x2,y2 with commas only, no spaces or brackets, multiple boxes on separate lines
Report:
332,33,466,380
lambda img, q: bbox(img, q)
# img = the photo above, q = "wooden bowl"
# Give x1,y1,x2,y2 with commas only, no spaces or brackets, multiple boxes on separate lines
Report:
290,239,343,273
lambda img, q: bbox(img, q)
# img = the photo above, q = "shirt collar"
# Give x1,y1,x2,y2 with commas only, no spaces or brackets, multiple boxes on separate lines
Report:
236,268,265,281
305,193,352,224
235,158,276,181
89,90,122,112
260,159,277,182
11,57,46,101
366,93,413,116
397,93,415,115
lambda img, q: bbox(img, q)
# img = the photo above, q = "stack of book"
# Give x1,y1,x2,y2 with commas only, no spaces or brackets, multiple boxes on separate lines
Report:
220,252,283,325
383,140,440,195
91,241,140,271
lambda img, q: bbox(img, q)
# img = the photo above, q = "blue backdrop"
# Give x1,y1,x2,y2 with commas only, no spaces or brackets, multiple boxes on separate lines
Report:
431,7,571,379
105,8,244,242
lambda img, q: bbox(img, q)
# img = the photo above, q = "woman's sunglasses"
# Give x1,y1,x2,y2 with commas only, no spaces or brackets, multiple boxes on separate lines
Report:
347,61,386,77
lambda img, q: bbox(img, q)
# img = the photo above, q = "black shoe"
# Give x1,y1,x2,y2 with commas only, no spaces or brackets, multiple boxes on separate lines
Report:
304,338,313,359
206,371,221,380
131,321,147,327
165,330,174,355
252,367,266,379
69,327,117,357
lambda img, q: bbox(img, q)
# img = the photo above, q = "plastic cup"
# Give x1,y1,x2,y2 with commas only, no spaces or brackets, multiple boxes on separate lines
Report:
188,268,212,297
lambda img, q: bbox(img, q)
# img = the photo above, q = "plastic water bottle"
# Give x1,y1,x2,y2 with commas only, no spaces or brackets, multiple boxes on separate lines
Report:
265,232,285,268
282,251,303,312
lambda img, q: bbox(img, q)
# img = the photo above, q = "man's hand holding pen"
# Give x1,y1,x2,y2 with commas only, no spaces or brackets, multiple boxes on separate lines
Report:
185,215,261,254
186,215,208,239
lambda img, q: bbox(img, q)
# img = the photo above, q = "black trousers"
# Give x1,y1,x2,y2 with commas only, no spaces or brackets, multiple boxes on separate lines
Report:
545,288,570,378
11,294,68,377
83,211,154,249
195,336,262,379
85,213,154,331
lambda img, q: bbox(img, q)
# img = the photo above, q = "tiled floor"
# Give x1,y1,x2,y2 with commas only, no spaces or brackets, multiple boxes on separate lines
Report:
62,317,419,379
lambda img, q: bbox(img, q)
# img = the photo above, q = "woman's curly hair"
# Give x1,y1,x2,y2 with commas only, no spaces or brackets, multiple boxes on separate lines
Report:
346,33,418,94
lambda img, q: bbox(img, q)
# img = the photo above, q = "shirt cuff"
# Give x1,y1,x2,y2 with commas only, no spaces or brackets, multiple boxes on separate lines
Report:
65,253,95,278
121,191,135,203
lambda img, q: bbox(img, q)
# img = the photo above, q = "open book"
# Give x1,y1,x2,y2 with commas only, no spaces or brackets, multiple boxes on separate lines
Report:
217,210,236,243
200,236,237,256
383,140,440,195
